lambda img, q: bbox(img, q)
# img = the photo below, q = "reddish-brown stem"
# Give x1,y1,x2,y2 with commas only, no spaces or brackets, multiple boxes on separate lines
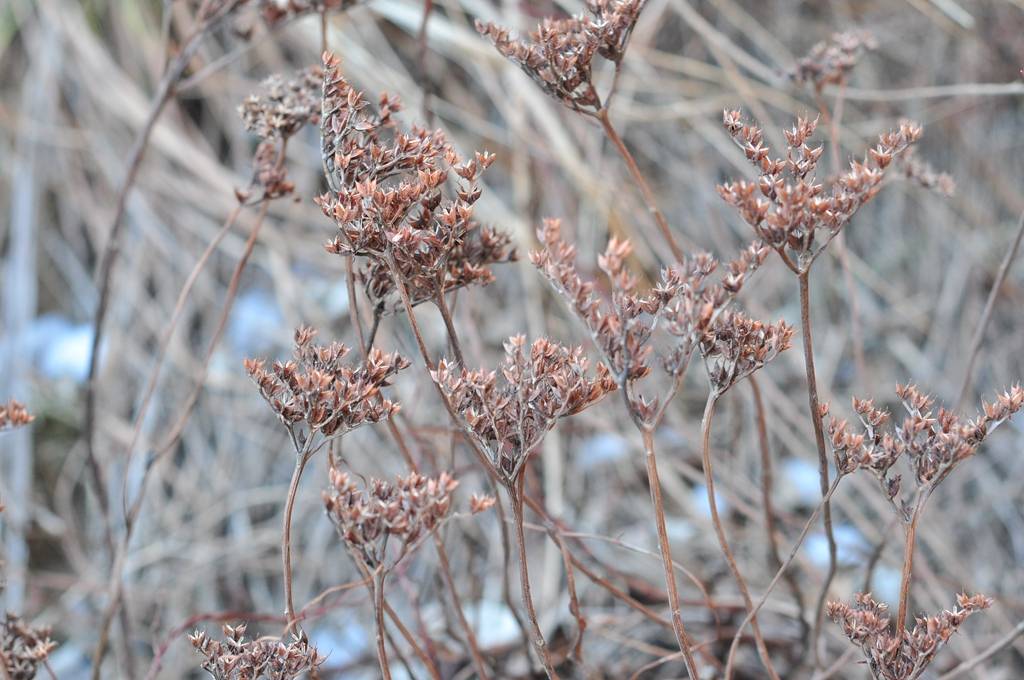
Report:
897,497,927,634
283,448,312,626
434,294,465,366
373,567,394,680
432,532,492,678
700,395,780,680
597,108,685,264
639,427,701,679
799,269,838,668
509,476,560,679
749,376,808,646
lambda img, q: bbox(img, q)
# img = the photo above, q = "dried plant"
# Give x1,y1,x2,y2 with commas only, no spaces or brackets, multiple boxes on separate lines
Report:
532,219,770,676
0,401,32,432
189,624,324,680
239,68,322,141
246,325,408,625
316,52,512,351
0,614,56,680
476,0,645,114
434,335,615,678
823,384,1024,641
826,592,992,680
697,310,794,679
720,109,922,656
323,468,457,679
791,30,877,91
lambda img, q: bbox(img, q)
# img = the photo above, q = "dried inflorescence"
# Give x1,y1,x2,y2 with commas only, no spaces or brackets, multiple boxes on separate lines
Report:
433,335,617,482
899,149,956,196
190,623,324,680
719,111,920,271
822,384,1024,512
0,400,33,431
476,0,645,113
792,30,877,90
1,614,56,680
826,592,992,680
699,311,793,395
532,218,768,424
245,326,409,449
239,67,322,140
315,53,513,310
323,468,458,569
257,0,356,27
238,66,322,200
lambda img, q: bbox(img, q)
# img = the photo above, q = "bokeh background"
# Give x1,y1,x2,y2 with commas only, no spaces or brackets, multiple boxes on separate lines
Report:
1,0,1023,676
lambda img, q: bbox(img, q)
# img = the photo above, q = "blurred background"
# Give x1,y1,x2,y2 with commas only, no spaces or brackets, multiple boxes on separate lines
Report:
1,0,1023,677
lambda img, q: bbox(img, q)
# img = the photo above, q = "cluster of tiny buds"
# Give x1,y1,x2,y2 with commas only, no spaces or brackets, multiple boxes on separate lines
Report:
433,335,617,483
0,400,32,431
821,384,1024,509
791,30,877,90
323,468,458,569
719,110,921,269
245,326,409,446
315,53,512,309
476,0,644,113
239,67,322,141
699,311,794,395
826,592,992,680
190,623,324,680
1,613,56,679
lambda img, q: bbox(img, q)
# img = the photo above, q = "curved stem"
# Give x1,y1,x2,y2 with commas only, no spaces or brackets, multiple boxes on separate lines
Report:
639,427,701,679
700,395,780,680
799,269,838,668
509,477,560,679
283,449,312,626
373,568,394,680
597,108,685,263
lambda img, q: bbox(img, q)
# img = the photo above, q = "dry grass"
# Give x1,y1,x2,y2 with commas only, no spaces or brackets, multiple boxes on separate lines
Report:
1,0,1024,678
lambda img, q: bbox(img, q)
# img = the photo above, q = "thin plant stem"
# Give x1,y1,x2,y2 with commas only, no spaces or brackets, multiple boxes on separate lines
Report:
749,375,808,646
596,108,685,264
956,207,1024,410
432,532,492,679
799,268,838,668
639,427,701,679
434,293,465,366
725,475,844,678
509,475,560,679
283,448,313,626
938,618,1024,679
373,567,394,680
897,495,929,634
700,395,780,680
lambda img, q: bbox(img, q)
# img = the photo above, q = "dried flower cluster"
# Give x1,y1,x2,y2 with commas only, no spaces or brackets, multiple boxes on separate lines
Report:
826,592,992,680
315,53,513,310
822,384,1024,509
1,614,56,680
719,111,921,271
0,400,32,431
238,67,323,200
433,335,617,482
258,0,356,27
792,30,877,90
476,0,645,113
239,67,322,140
190,624,324,680
532,219,768,423
899,149,956,196
323,468,458,569
245,326,408,448
700,311,793,394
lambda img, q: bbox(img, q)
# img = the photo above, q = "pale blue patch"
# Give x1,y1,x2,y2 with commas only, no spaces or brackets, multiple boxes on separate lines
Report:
577,432,629,468
807,523,868,568
691,483,728,520
228,289,285,354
